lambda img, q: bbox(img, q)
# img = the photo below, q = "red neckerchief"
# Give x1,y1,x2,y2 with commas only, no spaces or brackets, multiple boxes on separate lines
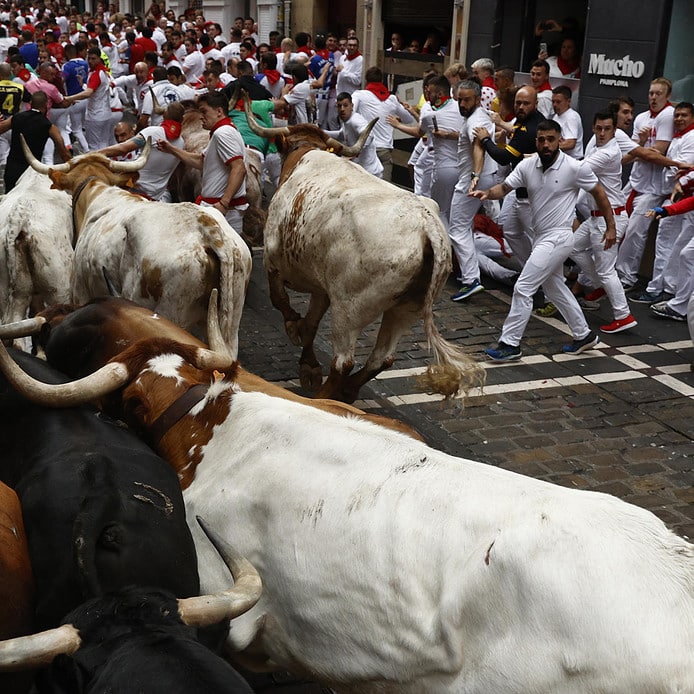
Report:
345,50,361,61
481,75,495,89
161,119,182,140
201,45,215,54
163,55,177,64
431,95,451,109
296,45,311,56
17,68,32,82
673,122,694,138
365,81,390,101
537,80,552,92
316,48,330,59
650,101,673,118
209,117,234,135
556,56,580,77
263,69,281,85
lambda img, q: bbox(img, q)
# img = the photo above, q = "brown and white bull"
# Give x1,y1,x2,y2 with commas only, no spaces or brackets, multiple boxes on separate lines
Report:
24,139,252,357
0,169,73,345
0,306,691,694
244,100,484,403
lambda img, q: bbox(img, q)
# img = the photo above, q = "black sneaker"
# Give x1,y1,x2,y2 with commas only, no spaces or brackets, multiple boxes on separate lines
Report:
485,341,522,362
562,331,600,354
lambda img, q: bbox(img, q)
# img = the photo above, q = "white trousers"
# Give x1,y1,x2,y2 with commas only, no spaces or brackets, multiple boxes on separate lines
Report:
430,164,458,228
500,227,589,347
448,172,496,284
572,212,630,320
498,191,533,264
665,213,694,315
616,192,666,286
646,200,681,295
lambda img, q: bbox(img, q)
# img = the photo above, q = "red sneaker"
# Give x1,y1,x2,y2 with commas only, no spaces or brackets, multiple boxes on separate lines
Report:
584,287,606,302
600,314,637,333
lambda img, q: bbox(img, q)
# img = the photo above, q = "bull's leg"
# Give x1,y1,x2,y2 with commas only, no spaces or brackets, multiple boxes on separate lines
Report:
342,303,418,403
298,292,330,390
267,270,302,345
315,322,360,402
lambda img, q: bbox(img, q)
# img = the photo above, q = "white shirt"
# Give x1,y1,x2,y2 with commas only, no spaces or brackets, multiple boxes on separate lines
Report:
629,105,675,194
553,107,583,158
351,88,412,149
580,136,625,210
201,123,247,204
140,79,181,126
132,125,184,200
420,98,462,168
537,88,553,119
182,49,205,83
284,79,312,124
505,151,599,232
327,110,383,177
585,128,639,157
336,53,363,95
662,128,694,193
455,106,496,188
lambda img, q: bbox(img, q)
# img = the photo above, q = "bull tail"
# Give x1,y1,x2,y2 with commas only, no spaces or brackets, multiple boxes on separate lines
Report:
201,215,252,360
417,204,485,400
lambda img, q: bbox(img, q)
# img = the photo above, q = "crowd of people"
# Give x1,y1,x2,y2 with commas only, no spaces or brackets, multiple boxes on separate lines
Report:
0,2,691,363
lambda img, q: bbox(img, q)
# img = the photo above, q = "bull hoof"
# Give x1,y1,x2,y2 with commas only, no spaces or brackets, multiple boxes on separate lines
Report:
285,320,302,346
300,362,323,391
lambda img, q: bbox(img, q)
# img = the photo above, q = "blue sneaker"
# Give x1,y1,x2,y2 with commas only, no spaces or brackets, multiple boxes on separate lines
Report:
485,341,522,362
629,290,664,304
452,279,484,302
562,331,600,354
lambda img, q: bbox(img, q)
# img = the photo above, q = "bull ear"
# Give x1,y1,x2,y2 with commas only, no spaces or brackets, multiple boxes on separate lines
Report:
125,175,138,188
49,171,64,190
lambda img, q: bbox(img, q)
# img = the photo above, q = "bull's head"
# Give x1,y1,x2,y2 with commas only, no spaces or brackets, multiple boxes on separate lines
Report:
242,94,377,159
0,517,262,671
22,136,152,192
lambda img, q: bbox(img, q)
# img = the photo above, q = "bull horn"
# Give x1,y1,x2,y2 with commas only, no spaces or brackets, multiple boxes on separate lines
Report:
177,517,262,628
0,316,46,340
243,94,290,138
149,85,165,115
0,337,131,407
108,137,152,172
21,135,71,174
0,624,81,671
332,117,379,158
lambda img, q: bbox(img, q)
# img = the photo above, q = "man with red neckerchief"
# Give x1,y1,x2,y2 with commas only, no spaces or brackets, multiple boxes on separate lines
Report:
96,102,186,202
335,36,362,95
158,91,247,231
418,74,463,229
351,65,412,182
529,59,553,118
616,77,676,292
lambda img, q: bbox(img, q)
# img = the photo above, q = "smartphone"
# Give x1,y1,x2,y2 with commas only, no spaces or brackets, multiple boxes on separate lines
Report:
432,115,438,132
539,42,547,55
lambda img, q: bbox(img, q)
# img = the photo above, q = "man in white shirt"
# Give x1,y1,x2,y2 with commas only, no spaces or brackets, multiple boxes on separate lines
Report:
529,59,553,119
325,91,382,177
97,102,185,201
139,66,181,129
551,85,583,158
616,77,675,290
351,66,412,181
181,36,204,85
419,74,463,230
448,80,498,301
572,110,635,334
335,36,362,95
273,64,313,124
472,120,616,361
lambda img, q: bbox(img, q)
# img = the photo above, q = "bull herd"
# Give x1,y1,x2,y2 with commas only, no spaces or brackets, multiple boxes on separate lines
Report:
0,105,691,693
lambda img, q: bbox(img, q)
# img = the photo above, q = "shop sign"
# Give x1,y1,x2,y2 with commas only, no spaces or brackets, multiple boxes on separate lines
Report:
587,53,646,88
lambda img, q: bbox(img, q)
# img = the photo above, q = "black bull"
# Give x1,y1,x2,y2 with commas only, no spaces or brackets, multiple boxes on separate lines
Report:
0,348,200,631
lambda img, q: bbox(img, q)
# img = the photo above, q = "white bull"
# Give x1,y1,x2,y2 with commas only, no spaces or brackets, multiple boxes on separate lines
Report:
24,141,252,356
0,168,73,338
1,315,691,693
244,104,483,403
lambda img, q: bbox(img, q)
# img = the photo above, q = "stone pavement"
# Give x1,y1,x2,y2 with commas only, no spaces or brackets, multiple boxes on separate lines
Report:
236,249,694,692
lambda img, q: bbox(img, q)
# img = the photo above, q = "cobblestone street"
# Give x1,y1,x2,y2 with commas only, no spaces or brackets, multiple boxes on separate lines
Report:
237,248,694,692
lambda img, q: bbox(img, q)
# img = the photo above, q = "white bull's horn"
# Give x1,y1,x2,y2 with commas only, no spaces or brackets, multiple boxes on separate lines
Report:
108,136,152,172
243,94,290,138
0,624,81,671
177,517,262,628
21,134,71,174
0,316,46,340
149,85,165,115
332,117,379,158
0,337,130,407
